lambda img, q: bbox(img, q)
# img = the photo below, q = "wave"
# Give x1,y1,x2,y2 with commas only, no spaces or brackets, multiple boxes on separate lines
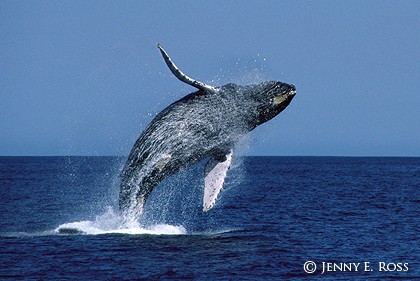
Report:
54,208,186,235
0,208,239,238
55,221,186,235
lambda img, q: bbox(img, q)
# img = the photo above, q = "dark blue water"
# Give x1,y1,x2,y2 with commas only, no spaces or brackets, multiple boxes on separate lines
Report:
0,156,418,280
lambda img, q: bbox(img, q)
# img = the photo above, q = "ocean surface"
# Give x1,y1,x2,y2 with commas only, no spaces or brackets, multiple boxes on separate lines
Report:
0,156,418,280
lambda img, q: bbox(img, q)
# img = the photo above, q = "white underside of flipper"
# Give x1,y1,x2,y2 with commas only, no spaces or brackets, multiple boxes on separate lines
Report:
203,150,233,212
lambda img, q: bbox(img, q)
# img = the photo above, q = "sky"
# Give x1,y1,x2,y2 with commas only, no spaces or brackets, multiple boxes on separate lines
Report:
1,1,419,156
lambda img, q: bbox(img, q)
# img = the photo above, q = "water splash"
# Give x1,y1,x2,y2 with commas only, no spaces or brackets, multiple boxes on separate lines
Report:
55,207,186,235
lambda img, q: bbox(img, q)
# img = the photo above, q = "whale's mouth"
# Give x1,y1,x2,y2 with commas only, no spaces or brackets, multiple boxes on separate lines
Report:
272,94,288,106
272,84,296,106
273,91,294,105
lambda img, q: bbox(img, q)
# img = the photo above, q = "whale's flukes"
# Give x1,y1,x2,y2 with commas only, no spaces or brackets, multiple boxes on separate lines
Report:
157,43,217,92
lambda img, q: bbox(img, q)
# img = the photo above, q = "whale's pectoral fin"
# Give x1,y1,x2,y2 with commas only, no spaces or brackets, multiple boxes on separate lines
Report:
157,43,218,93
203,150,233,212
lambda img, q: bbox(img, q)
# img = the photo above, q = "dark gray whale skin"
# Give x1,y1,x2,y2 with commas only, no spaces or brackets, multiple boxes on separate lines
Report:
119,81,295,218
119,44,296,218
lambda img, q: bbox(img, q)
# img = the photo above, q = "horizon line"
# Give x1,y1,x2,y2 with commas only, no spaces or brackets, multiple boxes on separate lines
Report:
0,155,419,158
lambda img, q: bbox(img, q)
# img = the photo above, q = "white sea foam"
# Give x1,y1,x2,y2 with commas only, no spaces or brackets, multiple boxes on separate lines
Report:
54,208,186,235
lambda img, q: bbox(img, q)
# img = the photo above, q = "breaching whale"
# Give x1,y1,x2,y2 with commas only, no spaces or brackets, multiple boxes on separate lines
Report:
119,44,296,219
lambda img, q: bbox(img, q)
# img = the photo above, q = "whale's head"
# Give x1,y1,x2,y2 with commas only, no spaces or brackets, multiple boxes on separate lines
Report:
253,81,296,125
221,81,296,129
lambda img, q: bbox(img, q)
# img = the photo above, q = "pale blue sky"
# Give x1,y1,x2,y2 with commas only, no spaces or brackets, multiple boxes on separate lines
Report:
1,1,419,156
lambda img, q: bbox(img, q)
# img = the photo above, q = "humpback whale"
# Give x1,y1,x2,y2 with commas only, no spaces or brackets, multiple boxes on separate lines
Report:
119,44,296,219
